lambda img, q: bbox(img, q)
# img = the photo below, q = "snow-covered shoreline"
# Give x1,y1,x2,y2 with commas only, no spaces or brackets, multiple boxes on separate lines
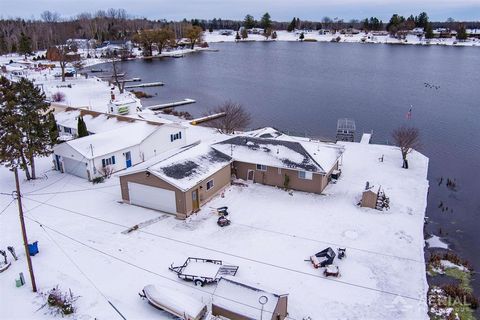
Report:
204,30,480,47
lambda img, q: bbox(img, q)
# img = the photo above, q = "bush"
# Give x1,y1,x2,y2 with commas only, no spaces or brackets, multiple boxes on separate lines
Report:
51,92,66,102
442,284,478,309
41,286,79,316
92,176,105,184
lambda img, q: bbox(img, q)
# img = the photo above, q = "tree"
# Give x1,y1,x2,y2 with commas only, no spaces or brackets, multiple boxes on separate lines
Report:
299,32,305,41
456,25,468,41
392,127,421,169
386,14,406,36
0,34,8,55
263,28,273,40
0,77,56,179
48,113,59,144
416,12,429,28
110,56,126,94
243,14,256,29
154,28,175,54
425,23,434,39
287,17,296,32
77,116,89,137
18,32,32,58
235,32,241,41
241,28,248,39
133,30,156,56
260,12,272,31
271,31,277,40
184,25,203,49
57,45,81,82
41,10,60,23
204,101,251,134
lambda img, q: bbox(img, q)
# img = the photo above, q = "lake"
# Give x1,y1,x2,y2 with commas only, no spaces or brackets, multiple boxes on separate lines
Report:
109,41,480,297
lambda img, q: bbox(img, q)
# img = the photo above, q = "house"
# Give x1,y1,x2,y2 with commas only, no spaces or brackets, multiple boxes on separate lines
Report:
409,27,424,36
212,277,288,320
212,135,344,194
46,47,81,62
53,121,186,181
118,142,232,219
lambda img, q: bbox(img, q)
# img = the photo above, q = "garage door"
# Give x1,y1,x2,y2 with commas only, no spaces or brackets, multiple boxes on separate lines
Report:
128,182,177,214
62,157,89,179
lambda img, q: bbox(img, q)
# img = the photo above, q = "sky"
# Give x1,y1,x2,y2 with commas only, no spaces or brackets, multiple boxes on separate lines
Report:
1,0,479,22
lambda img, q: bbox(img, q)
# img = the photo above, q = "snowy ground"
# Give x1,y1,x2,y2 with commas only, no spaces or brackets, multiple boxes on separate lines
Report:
0,137,429,319
204,30,480,47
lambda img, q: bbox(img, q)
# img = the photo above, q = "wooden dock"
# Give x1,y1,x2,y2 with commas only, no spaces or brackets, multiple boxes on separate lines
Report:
360,133,372,144
148,98,196,111
190,112,226,125
125,81,164,89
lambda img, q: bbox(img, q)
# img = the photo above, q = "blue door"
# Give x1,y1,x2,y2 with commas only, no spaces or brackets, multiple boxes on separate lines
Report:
125,151,132,168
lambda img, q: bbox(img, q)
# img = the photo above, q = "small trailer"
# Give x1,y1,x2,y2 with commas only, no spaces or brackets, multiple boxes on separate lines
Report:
140,284,207,320
169,257,239,287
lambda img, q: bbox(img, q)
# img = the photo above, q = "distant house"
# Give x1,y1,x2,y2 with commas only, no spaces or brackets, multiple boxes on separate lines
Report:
212,277,289,320
409,28,424,36
118,143,232,219
46,46,81,62
53,121,186,181
212,136,344,194
466,29,480,39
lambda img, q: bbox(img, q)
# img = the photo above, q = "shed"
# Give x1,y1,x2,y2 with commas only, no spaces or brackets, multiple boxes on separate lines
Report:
212,277,288,320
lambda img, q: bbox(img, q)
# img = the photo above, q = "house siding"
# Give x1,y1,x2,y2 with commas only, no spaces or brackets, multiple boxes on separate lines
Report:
233,160,337,194
119,164,231,219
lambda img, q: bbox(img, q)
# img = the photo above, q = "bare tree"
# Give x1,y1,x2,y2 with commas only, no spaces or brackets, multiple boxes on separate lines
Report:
41,10,60,23
392,126,421,169
110,56,126,94
204,101,251,134
56,45,80,82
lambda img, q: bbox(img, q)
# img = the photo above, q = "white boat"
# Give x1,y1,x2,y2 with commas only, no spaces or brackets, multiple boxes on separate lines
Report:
141,284,207,320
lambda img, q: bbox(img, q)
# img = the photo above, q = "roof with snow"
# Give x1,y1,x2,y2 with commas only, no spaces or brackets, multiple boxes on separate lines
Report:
212,136,343,174
213,277,287,319
120,142,232,191
65,122,160,159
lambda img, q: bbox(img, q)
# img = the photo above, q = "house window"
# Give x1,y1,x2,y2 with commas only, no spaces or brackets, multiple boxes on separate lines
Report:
298,171,313,180
170,131,183,142
206,179,214,190
64,127,72,134
256,164,267,171
102,156,116,167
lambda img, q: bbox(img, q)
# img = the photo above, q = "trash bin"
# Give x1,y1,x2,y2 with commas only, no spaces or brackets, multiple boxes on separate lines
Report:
28,241,39,256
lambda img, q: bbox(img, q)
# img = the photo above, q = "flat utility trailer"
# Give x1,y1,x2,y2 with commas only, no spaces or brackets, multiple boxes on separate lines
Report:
140,284,207,320
169,257,239,287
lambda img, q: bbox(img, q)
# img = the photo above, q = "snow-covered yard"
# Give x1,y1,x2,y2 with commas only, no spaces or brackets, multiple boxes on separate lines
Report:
0,138,429,319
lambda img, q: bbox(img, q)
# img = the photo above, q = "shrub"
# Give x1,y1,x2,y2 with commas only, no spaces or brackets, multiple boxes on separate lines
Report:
41,286,79,316
92,176,105,184
51,91,66,102
283,174,290,190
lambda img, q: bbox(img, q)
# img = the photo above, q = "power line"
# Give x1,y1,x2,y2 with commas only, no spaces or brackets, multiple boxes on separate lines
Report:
22,196,425,302
0,199,15,215
26,184,117,196
25,216,298,320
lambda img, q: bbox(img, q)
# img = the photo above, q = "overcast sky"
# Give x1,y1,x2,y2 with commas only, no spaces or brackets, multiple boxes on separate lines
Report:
2,0,479,21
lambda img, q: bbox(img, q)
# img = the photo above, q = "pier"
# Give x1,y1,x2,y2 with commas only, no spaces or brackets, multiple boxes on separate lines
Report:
190,112,226,125
147,98,196,111
125,81,164,89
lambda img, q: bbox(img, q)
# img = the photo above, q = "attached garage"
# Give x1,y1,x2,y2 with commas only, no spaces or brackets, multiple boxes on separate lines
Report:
127,182,177,214
62,157,89,179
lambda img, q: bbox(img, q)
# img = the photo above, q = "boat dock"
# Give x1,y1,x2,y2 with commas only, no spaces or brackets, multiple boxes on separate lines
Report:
360,132,373,144
190,112,226,125
148,98,196,111
125,81,164,89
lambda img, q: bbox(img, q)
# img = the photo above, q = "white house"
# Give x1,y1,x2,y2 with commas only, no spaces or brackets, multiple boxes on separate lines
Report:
53,122,187,180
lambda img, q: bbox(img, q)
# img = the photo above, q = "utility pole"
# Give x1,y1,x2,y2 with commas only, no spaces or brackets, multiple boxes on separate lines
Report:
14,167,37,292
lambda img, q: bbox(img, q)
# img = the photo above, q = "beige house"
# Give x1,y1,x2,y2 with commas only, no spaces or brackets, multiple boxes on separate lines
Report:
118,143,232,219
212,136,344,194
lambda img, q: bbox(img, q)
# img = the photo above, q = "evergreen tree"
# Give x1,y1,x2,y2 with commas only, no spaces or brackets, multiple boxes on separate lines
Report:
416,12,429,28
77,116,89,137
18,32,32,58
425,23,434,39
0,77,55,179
0,34,7,55
235,32,241,41
243,14,256,29
456,25,468,41
271,31,277,40
260,12,272,31
11,42,17,53
49,112,59,144
241,28,248,39
287,17,296,32
299,32,305,41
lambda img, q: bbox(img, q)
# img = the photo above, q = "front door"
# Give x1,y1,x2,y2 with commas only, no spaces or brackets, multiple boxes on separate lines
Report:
247,169,255,181
192,189,199,212
125,151,132,168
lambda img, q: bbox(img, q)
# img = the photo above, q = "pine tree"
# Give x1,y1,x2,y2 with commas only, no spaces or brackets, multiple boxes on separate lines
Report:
11,42,17,53
456,25,468,41
243,14,256,29
18,32,32,58
287,17,296,32
0,77,55,179
241,28,248,39
299,32,305,41
0,34,8,55
77,116,89,137
235,32,241,41
260,13,272,31
425,23,434,39
49,113,59,144
272,31,277,40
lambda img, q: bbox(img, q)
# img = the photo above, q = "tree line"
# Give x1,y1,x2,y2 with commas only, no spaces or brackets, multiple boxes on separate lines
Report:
1,9,478,55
